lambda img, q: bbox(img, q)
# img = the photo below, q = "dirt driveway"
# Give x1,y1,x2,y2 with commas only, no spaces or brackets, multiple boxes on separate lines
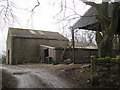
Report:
1,64,90,88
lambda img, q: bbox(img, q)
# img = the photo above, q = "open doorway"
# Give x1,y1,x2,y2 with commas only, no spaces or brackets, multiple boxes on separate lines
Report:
44,49,49,57
8,50,10,64
44,48,49,63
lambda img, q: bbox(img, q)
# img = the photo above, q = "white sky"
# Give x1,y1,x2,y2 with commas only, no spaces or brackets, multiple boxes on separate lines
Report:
0,0,91,55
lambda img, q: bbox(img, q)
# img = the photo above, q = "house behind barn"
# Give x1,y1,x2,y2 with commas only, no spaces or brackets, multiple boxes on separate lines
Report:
6,28,69,65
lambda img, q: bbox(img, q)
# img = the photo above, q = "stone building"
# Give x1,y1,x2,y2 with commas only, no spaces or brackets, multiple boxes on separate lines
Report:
48,47,98,63
6,28,69,65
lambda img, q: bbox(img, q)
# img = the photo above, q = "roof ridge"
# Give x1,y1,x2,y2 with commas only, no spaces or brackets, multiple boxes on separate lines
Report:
9,27,59,33
8,28,68,41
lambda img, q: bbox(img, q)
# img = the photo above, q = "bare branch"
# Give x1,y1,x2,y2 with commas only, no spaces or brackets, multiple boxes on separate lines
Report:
53,0,64,18
0,0,21,28
31,0,40,12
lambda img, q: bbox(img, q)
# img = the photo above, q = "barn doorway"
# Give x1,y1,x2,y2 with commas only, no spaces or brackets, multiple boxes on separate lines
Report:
44,48,49,58
44,48,49,63
8,50,10,64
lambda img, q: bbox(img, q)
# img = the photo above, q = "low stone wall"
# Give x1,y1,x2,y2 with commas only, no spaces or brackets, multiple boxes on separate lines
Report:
51,48,98,63
40,47,120,64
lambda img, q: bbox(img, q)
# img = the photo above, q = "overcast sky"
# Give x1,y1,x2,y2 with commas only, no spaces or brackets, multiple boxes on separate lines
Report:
0,0,91,55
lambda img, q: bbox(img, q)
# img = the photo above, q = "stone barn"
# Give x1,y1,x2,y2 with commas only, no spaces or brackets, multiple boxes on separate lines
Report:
6,28,69,65
36,44,98,64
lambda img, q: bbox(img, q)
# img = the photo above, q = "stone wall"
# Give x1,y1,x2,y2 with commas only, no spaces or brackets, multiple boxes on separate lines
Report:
12,37,69,64
51,48,98,63
51,48,119,63
6,32,13,65
7,36,119,65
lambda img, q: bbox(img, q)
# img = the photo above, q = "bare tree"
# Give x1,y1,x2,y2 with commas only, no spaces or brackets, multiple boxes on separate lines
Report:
0,0,40,30
0,0,16,30
51,0,120,57
84,1,120,57
49,1,84,36
51,0,96,46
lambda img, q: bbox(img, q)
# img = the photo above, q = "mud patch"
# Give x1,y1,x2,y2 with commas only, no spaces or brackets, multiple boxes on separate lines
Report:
2,69,18,88
13,72,28,75
53,64,92,88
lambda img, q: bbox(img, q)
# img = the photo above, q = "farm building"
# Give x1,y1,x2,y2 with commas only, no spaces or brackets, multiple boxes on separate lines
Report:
72,5,120,36
6,28,69,65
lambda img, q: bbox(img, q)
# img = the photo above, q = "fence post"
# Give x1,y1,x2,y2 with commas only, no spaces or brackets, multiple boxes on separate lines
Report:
91,56,98,85
116,57,120,87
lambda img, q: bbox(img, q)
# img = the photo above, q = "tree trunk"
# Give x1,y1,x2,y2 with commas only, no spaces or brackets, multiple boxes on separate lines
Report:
98,3,120,57
98,34,113,57
84,2,120,57
118,35,120,55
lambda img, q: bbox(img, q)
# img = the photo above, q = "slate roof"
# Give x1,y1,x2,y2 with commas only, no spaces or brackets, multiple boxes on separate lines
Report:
72,7,98,30
9,28,68,41
72,4,120,34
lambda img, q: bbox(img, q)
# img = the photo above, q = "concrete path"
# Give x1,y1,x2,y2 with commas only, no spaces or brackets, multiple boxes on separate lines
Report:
1,65,72,88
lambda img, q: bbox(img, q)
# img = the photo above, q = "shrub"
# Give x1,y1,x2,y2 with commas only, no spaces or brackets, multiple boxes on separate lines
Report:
110,58,117,63
2,54,6,64
91,57,120,87
105,57,111,60
116,58,120,63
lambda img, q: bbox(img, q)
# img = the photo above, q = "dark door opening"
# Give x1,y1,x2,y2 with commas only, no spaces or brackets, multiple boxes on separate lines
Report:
44,49,49,63
8,50,10,64
44,49,49,57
